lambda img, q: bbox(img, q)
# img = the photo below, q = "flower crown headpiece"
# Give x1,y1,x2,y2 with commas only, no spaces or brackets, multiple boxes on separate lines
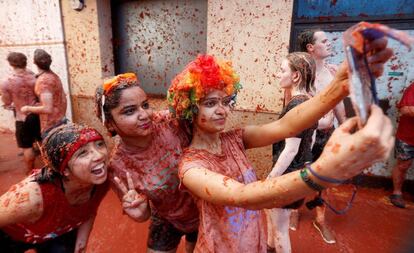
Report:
167,55,242,121
101,73,139,123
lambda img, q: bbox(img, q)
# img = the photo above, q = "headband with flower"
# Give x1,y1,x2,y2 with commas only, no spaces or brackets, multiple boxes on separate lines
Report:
167,55,242,121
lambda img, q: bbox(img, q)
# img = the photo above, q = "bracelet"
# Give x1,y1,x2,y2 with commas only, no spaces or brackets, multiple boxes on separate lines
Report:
300,168,325,192
305,163,347,185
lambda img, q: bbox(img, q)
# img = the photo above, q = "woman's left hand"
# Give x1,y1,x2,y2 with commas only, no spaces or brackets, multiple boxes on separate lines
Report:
312,104,394,183
114,172,150,221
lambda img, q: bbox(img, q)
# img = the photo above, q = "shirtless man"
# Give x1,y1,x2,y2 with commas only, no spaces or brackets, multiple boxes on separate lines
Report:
296,29,347,244
21,49,67,136
0,52,41,172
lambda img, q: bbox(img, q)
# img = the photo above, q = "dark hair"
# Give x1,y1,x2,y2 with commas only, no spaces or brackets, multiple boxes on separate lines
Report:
95,79,140,136
286,52,316,93
297,29,321,52
34,49,52,70
7,52,27,68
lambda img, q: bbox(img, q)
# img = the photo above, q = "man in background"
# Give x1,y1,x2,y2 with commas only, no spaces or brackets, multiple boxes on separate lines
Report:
21,49,67,137
0,52,40,172
296,29,347,244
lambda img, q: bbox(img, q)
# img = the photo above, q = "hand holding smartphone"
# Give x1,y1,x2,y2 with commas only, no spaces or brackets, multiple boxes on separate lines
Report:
343,22,413,126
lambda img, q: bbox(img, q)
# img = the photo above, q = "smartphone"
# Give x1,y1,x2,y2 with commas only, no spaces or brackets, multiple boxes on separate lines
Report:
345,45,377,126
343,22,413,126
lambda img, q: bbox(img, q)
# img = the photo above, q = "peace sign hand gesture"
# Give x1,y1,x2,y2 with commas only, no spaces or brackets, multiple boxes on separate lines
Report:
114,172,150,222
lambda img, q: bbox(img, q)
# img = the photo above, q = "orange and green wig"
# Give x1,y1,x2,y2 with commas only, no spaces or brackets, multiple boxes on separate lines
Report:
167,54,242,121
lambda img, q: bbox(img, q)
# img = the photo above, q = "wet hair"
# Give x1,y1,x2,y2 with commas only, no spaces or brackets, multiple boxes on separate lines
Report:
95,74,140,136
297,29,321,52
286,52,316,94
7,52,27,68
35,123,104,184
34,49,52,70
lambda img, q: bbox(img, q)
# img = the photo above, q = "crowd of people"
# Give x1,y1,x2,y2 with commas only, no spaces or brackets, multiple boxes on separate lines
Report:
0,24,411,253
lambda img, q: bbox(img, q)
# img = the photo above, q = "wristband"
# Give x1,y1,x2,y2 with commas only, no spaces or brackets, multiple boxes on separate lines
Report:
305,163,347,185
300,168,325,192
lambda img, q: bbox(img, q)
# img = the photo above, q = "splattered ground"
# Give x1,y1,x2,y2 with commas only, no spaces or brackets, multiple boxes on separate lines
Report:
0,132,412,253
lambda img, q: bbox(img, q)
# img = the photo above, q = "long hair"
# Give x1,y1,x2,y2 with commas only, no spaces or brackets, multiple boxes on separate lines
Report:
286,52,316,94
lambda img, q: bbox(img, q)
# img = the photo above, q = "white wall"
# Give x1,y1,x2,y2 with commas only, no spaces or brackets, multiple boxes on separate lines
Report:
0,0,72,132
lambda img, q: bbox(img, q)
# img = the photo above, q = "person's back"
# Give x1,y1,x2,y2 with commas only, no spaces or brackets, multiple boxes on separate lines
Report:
35,70,67,131
21,49,68,134
0,52,40,172
2,69,37,119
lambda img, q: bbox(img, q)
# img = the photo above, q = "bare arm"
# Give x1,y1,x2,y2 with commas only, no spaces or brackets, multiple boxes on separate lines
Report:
21,92,53,114
400,106,414,117
0,83,12,106
243,38,393,149
0,178,43,227
317,111,335,130
182,166,314,210
268,137,301,178
74,216,95,253
243,63,348,149
182,106,394,210
334,101,347,124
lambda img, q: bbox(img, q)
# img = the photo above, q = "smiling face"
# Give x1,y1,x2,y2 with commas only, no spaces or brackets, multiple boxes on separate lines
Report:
195,89,233,133
309,31,332,59
66,140,108,185
108,86,154,139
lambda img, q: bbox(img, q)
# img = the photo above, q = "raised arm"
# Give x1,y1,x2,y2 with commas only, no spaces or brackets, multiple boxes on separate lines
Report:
243,38,393,149
0,178,43,227
243,62,349,149
268,137,301,178
182,166,313,210
182,105,393,210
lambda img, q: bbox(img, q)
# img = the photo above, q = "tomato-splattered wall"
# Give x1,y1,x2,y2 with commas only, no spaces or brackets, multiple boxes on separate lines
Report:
0,0,72,132
1,0,412,179
59,0,295,177
60,0,114,142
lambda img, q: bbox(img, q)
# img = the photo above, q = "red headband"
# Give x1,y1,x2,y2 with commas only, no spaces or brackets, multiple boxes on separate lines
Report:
58,128,104,172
